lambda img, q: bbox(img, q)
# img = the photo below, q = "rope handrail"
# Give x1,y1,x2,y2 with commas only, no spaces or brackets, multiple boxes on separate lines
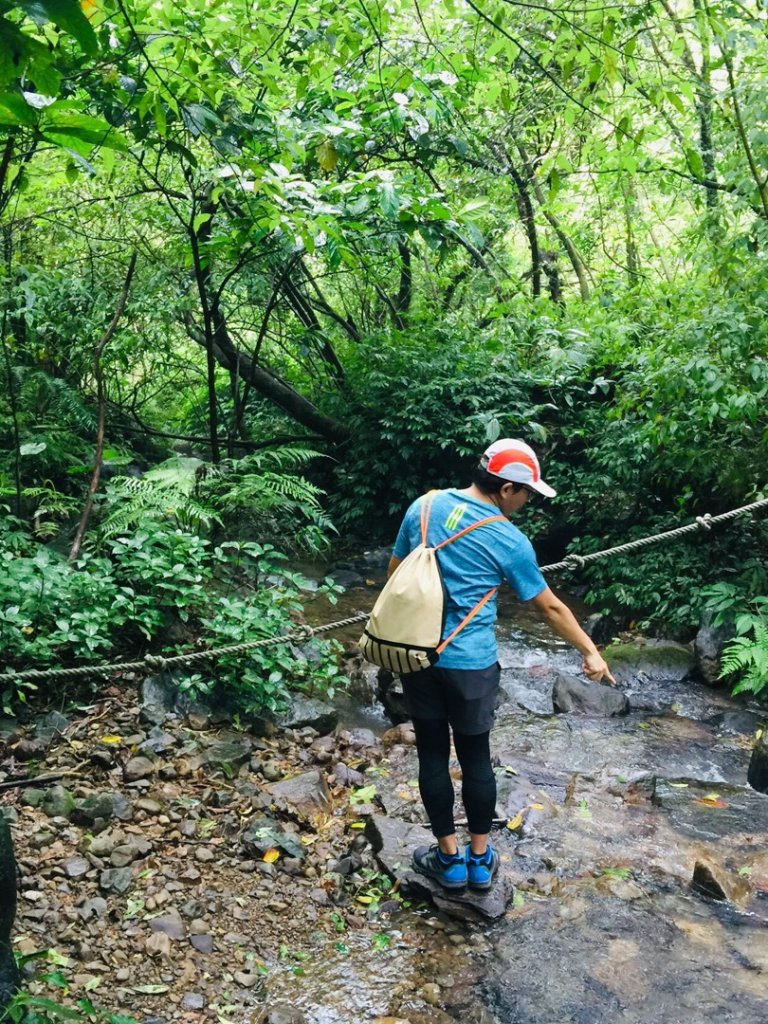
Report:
1,494,766,685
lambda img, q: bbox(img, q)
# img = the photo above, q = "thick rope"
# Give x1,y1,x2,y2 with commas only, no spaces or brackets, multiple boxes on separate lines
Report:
539,494,768,572
1,495,766,685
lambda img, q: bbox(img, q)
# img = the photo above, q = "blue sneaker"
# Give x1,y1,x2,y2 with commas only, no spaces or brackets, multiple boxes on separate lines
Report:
412,845,467,890
465,843,499,891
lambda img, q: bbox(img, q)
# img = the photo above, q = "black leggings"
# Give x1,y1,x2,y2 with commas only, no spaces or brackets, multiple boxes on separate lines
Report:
411,717,496,837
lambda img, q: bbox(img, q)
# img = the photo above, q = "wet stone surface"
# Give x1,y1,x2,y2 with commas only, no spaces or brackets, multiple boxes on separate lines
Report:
3,575,768,1024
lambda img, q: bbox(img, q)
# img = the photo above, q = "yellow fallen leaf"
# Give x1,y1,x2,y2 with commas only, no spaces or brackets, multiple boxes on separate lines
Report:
100,735,122,744
696,795,728,809
263,848,280,863
529,803,545,811
669,782,689,788
507,810,525,832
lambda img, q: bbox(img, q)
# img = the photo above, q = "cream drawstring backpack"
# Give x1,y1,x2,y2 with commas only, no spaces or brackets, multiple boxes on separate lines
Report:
360,491,506,673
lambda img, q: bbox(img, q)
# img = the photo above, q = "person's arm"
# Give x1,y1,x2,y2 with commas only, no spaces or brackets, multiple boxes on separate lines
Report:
387,555,402,579
528,586,616,683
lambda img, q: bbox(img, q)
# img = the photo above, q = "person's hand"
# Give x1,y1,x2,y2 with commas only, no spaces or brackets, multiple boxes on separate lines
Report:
583,650,616,685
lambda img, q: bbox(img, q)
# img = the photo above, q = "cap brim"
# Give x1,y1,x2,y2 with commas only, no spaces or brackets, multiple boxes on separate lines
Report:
529,479,557,498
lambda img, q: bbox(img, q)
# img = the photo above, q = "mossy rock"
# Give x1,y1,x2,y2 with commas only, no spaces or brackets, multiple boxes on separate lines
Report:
604,640,694,683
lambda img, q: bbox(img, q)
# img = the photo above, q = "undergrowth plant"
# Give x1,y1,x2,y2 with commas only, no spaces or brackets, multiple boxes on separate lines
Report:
98,449,335,554
717,597,768,697
0,518,345,716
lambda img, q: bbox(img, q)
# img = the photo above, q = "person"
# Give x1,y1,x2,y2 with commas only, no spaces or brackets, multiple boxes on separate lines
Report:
388,438,614,893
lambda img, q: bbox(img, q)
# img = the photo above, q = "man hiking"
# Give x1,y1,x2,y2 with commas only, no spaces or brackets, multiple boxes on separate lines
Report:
388,438,614,892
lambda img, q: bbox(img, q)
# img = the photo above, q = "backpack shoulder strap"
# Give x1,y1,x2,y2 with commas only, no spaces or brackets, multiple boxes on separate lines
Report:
436,585,498,654
433,513,507,550
419,490,441,546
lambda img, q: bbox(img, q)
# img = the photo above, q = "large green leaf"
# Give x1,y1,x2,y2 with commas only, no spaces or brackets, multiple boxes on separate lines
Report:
0,91,37,125
15,0,97,54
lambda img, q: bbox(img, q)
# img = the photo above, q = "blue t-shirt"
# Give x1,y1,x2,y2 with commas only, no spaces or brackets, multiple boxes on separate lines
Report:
392,489,546,669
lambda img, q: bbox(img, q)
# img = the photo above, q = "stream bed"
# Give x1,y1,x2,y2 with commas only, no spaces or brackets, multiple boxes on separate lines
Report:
278,577,768,1024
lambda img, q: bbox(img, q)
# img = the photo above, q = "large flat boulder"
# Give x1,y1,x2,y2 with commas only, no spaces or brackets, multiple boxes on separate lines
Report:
553,672,629,716
365,814,514,922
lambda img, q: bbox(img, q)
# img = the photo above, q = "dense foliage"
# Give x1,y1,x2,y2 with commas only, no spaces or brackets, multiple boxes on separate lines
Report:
1,0,767,700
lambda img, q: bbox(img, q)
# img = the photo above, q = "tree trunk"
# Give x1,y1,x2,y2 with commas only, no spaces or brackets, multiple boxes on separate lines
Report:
185,310,350,444
69,253,137,562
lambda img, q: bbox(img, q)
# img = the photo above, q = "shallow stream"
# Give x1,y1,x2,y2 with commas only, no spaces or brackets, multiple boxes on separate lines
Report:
270,574,768,1024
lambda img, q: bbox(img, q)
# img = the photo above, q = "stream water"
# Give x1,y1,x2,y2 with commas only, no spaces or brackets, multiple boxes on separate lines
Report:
266,572,768,1024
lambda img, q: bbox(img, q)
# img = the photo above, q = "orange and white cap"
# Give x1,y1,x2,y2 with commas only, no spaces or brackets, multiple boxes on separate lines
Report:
480,438,557,498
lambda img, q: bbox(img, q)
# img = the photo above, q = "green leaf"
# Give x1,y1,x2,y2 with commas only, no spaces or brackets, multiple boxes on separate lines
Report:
458,196,490,220
40,112,128,151
16,0,98,55
0,92,38,126
380,181,399,218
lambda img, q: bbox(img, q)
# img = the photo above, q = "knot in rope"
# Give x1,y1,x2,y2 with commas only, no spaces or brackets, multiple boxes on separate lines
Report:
144,653,169,671
288,624,315,645
563,553,587,570
695,514,713,531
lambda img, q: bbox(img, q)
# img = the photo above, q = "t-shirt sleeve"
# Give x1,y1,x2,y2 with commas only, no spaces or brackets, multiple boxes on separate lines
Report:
392,498,422,560
500,533,547,602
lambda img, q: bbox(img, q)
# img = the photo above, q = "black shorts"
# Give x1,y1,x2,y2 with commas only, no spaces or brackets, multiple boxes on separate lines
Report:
400,662,500,735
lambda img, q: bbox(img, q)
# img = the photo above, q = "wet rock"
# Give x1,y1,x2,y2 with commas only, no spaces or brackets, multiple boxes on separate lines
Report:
498,668,554,716
140,674,177,725
41,786,76,819
376,670,409,724
328,568,364,589
33,711,70,745
712,711,762,736
652,778,768,840
205,736,252,770
692,859,750,904
360,546,391,569
99,867,133,894
583,613,623,647
72,792,132,826
748,727,768,794
366,814,513,922
253,1005,308,1024
277,696,338,735
694,613,735,686
123,756,155,782
267,770,330,814
12,738,46,761
605,639,695,685
552,673,629,716
0,718,21,743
